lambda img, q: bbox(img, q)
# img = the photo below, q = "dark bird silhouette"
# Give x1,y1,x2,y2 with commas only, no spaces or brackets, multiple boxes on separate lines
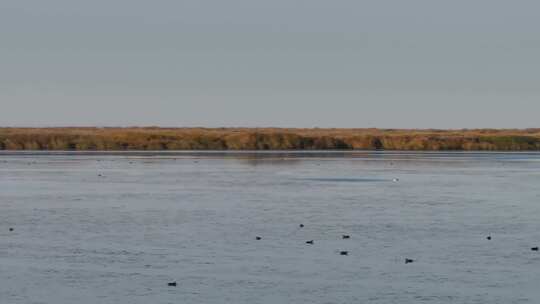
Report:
168,282,177,287
306,240,314,245
405,258,414,264
486,236,492,240
256,237,262,240
340,251,349,256
299,224,304,228
9,228,14,232
342,235,350,239
532,247,539,251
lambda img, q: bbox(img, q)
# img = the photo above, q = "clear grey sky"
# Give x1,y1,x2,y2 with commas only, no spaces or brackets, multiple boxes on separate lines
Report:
1,0,539,128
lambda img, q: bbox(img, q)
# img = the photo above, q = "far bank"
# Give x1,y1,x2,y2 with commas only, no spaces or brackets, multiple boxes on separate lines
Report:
1,127,540,151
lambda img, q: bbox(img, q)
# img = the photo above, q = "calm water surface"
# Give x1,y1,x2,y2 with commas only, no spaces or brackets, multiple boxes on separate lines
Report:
1,152,540,303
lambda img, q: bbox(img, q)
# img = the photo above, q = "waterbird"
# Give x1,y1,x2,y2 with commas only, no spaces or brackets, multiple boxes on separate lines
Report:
392,178,400,182
299,224,304,228
340,251,349,256
306,240,314,245
405,258,415,264
487,236,492,240
256,236,262,240
9,228,14,232
168,282,177,287
342,235,350,239
532,247,539,251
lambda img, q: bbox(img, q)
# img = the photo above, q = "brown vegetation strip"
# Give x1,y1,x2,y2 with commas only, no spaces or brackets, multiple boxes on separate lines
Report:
1,128,540,151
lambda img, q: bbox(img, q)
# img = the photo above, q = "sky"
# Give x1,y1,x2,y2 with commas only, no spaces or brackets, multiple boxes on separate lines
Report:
1,0,539,128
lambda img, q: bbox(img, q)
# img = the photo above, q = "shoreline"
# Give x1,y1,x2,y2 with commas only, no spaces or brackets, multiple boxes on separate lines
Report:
1,127,540,151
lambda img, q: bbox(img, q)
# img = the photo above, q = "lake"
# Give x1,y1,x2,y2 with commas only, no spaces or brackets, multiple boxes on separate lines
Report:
1,151,540,303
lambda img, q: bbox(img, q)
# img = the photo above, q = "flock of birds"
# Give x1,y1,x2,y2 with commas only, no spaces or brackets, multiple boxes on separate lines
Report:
254,223,406,260
161,228,540,287
6,206,539,289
